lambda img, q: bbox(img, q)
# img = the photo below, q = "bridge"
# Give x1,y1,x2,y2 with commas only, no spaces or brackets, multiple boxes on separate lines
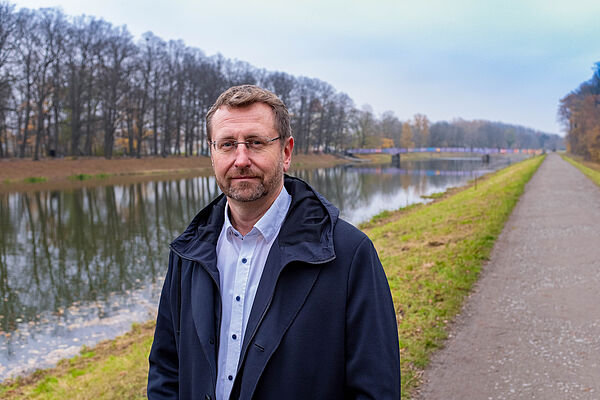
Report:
346,147,544,165
346,146,543,156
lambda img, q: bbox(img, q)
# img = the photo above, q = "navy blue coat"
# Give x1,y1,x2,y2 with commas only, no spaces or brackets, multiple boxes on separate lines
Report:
148,176,401,399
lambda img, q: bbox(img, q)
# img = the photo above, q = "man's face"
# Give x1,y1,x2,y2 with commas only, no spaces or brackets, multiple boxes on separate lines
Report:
209,102,293,206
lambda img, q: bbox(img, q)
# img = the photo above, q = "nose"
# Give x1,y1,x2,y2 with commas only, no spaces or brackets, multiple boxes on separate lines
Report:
233,143,252,169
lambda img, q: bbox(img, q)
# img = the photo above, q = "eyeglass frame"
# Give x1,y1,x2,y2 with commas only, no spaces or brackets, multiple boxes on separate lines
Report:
209,136,282,154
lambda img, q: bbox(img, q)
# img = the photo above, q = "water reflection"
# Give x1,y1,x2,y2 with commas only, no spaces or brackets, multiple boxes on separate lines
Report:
0,178,221,378
294,158,502,224
0,157,515,379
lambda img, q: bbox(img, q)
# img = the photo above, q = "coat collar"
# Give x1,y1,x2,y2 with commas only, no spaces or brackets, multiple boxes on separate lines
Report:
169,175,339,269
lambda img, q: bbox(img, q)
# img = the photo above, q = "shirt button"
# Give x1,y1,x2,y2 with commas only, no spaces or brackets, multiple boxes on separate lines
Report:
232,334,237,340
241,258,247,264
228,375,233,381
235,296,240,301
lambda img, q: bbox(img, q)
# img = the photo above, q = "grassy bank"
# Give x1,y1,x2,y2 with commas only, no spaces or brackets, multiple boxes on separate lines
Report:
361,154,544,397
1,322,154,399
562,154,600,187
0,156,545,399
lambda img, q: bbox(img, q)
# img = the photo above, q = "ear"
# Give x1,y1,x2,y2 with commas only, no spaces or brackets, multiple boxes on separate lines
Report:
208,141,214,166
282,136,294,172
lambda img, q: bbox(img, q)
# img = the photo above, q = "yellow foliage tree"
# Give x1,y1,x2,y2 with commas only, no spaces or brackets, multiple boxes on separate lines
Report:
381,137,394,148
400,122,414,149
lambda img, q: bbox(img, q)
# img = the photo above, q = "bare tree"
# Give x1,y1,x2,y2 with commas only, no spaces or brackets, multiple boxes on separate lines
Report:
0,1,16,157
63,16,98,156
97,24,136,159
353,105,377,148
379,111,402,147
31,8,65,160
13,8,39,158
265,71,295,107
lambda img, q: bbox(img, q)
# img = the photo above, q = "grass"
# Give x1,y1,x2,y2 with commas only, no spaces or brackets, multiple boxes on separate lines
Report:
23,176,47,183
360,155,544,398
68,173,93,181
0,156,545,399
0,322,154,399
420,191,447,199
562,154,600,187
68,173,114,181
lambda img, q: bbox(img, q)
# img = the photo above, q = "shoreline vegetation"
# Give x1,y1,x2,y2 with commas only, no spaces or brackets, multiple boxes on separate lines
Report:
0,153,551,399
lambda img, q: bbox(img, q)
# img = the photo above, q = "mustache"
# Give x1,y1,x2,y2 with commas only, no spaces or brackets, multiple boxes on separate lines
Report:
226,167,262,179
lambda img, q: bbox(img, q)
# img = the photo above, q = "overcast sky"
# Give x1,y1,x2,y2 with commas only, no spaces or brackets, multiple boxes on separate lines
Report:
9,0,600,135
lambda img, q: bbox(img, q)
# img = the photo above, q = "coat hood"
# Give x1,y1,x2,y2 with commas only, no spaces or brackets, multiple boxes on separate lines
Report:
169,175,339,266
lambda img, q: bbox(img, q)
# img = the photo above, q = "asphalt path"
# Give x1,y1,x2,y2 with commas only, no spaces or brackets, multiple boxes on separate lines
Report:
416,154,600,400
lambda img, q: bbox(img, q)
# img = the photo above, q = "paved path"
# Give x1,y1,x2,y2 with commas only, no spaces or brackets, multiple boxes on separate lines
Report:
416,154,600,400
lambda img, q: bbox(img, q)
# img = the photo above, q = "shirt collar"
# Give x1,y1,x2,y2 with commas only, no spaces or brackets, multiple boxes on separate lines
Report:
222,207,240,242
223,185,291,243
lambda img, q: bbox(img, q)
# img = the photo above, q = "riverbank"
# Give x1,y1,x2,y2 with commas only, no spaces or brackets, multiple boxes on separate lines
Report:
0,155,544,399
0,153,353,193
0,151,496,193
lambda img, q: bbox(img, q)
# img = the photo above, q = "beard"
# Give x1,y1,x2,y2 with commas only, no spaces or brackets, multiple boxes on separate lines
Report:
217,157,284,203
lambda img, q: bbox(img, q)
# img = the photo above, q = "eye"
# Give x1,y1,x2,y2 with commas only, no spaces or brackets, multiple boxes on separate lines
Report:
249,138,267,149
218,140,235,151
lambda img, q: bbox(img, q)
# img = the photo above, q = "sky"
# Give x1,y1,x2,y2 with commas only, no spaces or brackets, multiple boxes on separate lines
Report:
9,0,600,136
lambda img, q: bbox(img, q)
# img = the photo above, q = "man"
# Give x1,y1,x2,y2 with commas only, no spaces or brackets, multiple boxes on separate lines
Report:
148,85,401,399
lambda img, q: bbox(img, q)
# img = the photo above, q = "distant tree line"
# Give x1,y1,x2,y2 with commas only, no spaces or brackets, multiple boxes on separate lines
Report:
357,109,562,151
0,2,561,160
559,63,600,162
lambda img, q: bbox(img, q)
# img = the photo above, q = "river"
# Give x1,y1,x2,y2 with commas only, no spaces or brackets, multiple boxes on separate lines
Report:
0,155,521,380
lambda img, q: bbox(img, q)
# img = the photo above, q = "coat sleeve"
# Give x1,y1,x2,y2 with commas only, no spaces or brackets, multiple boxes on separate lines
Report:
148,252,180,399
345,236,401,399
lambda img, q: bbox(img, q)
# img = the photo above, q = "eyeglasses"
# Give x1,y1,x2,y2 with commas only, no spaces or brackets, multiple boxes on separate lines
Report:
210,136,281,154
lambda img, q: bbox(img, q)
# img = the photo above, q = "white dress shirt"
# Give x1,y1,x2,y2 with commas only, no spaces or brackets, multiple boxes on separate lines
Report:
215,186,292,400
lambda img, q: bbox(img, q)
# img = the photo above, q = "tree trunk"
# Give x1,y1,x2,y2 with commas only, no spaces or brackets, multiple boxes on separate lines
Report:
19,86,32,158
0,113,5,158
127,109,134,156
33,100,45,160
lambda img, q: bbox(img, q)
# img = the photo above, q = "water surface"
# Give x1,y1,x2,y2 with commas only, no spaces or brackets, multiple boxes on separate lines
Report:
0,156,519,379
